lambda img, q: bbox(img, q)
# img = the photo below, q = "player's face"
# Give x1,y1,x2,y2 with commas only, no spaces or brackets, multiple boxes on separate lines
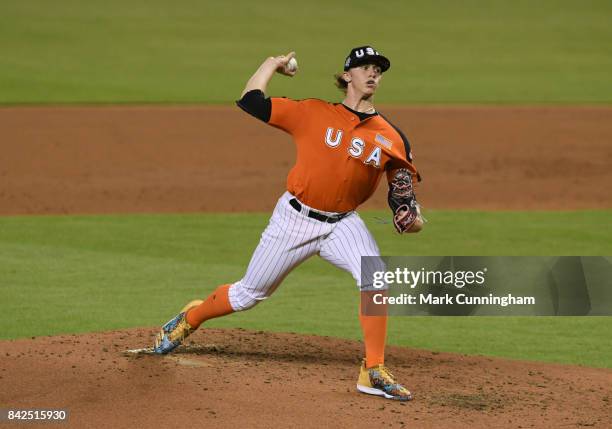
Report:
346,63,383,96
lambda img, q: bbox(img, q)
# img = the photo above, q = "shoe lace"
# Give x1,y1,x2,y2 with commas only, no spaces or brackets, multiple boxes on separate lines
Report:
376,365,397,383
172,317,192,341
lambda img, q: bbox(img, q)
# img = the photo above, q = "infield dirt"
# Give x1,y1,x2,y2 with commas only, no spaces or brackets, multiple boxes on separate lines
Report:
0,106,611,214
1,328,610,428
1,106,611,428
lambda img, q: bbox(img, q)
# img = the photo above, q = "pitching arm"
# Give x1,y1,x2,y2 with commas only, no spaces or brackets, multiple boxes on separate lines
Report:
237,52,297,123
240,51,296,98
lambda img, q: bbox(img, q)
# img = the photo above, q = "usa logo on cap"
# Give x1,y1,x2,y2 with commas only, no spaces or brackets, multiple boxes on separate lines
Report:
344,45,391,72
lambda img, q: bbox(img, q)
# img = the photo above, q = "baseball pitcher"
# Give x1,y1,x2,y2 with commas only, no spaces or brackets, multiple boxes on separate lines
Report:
153,46,423,401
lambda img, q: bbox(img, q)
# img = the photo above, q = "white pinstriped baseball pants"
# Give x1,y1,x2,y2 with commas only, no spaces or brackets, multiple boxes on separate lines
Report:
228,192,384,311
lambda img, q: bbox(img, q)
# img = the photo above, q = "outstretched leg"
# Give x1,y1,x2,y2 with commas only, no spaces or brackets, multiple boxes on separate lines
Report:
153,192,332,353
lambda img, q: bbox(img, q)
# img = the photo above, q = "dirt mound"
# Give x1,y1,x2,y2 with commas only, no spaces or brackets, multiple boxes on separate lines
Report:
1,328,610,428
1,105,611,215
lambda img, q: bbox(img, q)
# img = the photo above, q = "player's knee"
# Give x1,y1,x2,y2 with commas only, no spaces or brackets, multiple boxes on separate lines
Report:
228,281,267,311
358,256,387,291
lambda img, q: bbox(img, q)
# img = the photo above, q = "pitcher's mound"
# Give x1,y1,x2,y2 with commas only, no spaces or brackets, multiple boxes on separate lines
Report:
0,328,609,428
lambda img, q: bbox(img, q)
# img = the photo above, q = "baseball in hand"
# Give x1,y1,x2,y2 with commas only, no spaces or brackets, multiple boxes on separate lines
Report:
285,57,298,73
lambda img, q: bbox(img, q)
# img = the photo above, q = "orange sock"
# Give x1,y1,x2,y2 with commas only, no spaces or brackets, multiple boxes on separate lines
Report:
359,290,388,368
185,284,234,329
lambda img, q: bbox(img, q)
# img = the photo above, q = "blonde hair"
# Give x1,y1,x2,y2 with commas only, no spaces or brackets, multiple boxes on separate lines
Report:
334,73,348,93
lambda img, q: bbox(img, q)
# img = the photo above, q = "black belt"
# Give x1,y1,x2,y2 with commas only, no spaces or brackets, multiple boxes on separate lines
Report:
289,198,349,224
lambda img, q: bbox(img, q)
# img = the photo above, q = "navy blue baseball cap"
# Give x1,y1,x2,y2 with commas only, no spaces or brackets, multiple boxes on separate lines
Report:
343,46,391,72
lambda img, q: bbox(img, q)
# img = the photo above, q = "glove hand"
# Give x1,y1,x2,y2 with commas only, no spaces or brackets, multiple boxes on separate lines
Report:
393,202,423,234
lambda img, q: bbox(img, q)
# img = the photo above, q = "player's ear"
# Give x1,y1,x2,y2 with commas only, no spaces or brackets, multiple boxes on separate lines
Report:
342,71,351,83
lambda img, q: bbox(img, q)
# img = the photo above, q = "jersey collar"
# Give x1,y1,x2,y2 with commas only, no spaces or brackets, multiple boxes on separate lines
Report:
340,103,378,120
335,103,378,127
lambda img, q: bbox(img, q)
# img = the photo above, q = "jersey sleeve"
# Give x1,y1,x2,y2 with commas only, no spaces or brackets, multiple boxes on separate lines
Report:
268,97,303,134
236,89,272,122
379,112,421,182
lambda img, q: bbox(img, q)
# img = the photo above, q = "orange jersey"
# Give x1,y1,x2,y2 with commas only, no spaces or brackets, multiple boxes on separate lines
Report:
269,97,418,212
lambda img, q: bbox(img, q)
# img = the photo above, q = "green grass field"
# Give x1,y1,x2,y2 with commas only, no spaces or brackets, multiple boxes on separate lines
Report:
1,210,610,368
1,0,610,372
1,0,611,104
